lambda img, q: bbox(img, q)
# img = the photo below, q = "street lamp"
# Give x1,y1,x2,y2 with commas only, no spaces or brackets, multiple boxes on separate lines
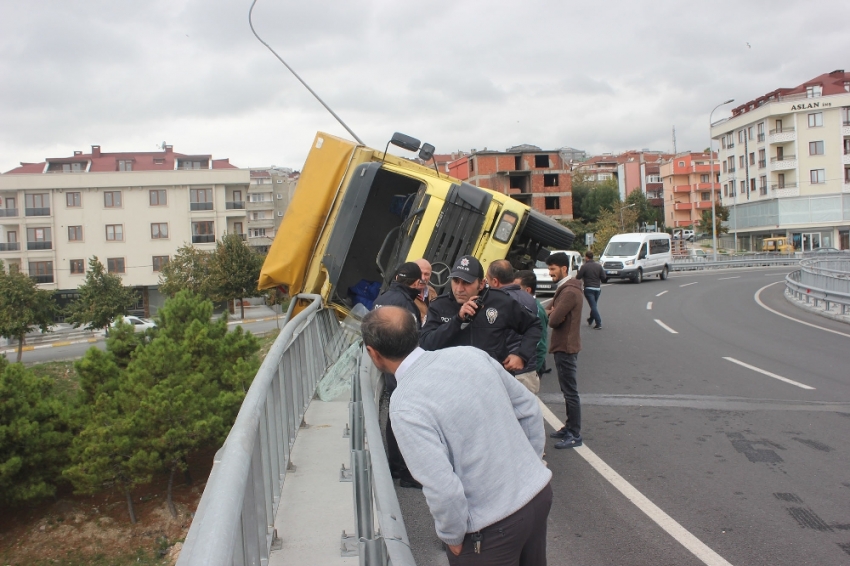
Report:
709,98,734,261
620,202,637,231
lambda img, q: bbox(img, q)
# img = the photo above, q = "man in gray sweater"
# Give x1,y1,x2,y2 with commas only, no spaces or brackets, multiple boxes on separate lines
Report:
362,306,553,565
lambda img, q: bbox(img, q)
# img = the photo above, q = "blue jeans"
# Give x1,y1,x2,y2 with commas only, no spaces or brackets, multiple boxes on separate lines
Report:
584,288,601,327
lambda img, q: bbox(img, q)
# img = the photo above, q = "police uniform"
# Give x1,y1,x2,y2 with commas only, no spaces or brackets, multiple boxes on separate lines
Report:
420,279,542,366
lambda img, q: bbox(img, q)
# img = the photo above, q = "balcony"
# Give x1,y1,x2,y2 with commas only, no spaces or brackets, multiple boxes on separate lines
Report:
31,275,54,284
759,186,768,196
192,235,215,244
770,156,797,171
768,128,796,144
247,199,274,209
757,133,765,142
25,207,50,216
190,202,214,211
27,241,52,250
0,208,18,217
728,166,736,173
695,183,716,190
226,201,246,210
674,202,693,210
694,201,714,210
672,185,692,193
0,242,20,251
647,198,663,207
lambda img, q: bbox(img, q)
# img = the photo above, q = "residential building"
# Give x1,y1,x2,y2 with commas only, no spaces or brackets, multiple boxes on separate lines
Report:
660,151,721,230
447,145,575,220
0,145,248,316
711,69,850,251
576,150,672,217
245,167,300,253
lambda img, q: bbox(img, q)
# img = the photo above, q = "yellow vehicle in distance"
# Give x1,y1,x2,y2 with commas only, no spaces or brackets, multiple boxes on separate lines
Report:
762,237,794,254
258,132,575,315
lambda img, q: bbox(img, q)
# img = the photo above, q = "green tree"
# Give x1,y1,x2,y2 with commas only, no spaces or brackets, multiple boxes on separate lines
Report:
126,290,260,515
590,203,639,257
65,257,137,332
0,360,72,505
158,244,212,298
625,189,662,229
0,262,56,362
697,202,730,235
579,179,621,223
208,233,265,319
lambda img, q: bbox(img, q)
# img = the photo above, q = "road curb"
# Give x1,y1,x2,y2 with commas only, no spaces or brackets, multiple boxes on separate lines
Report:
783,289,850,326
2,338,98,356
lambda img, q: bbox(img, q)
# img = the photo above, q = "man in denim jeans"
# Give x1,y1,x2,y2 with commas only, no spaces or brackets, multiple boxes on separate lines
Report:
576,251,607,330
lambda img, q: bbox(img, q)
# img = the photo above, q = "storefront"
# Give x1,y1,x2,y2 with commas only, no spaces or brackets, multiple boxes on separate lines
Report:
789,229,836,251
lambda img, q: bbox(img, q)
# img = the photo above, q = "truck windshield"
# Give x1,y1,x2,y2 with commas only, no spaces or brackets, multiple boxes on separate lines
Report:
604,242,640,256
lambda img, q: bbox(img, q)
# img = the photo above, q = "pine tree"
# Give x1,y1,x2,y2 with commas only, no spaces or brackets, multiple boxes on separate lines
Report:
64,257,137,332
0,261,56,362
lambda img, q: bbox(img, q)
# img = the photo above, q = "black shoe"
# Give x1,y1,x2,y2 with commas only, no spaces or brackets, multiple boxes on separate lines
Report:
399,478,422,489
586,316,593,326
593,325,602,330
554,434,582,449
549,427,570,439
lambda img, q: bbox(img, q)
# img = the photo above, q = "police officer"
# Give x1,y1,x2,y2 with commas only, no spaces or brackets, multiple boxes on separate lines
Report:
420,255,541,373
373,261,425,489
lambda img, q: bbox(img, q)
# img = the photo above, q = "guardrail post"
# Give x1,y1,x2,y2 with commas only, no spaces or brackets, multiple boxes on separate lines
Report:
359,536,387,566
352,449,374,540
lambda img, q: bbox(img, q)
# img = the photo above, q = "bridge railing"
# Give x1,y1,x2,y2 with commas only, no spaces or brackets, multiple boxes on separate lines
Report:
177,294,347,566
671,253,801,271
786,258,850,316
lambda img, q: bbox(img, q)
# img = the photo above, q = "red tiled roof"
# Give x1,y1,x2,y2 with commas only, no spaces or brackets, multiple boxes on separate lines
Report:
732,70,850,116
3,146,237,174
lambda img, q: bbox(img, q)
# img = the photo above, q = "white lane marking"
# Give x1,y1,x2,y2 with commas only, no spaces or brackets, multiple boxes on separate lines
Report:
680,282,698,287
754,282,850,339
655,319,678,334
718,276,740,280
656,290,668,297
646,302,653,310
538,401,734,566
723,357,815,390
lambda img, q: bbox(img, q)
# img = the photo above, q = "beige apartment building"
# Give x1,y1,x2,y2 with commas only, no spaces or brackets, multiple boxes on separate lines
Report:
0,145,249,315
711,69,850,251
246,167,299,253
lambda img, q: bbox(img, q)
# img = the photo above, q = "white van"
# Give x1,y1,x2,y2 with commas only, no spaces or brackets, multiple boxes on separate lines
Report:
600,233,672,283
533,250,583,295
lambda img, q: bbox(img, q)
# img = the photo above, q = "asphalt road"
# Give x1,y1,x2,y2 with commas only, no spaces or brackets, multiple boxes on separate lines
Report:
395,267,850,565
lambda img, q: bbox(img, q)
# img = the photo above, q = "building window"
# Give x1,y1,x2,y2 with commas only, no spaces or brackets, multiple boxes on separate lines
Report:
192,221,215,243
106,224,124,241
809,141,824,155
723,184,728,197
806,85,822,98
749,153,755,165
68,225,83,241
66,192,81,207
25,193,50,215
678,161,685,167
150,189,167,206
151,223,168,239
758,149,766,168
738,130,745,143
509,176,524,190
152,256,169,272
469,159,475,173
808,112,823,127
544,196,560,210
723,162,727,173
739,155,745,169
190,188,213,210
153,158,165,165
118,160,133,171
26,227,52,250
750,178,756,192
759,175,767,195
543,174,559,187
598,173,612,181
747,126,753,140
757,122,765,141
29,261,53,283
251,228,267,238
104,191,122,207
740,180,746,194
534,155,549,168
810,169,826,184
700,192,710,201
700,174,709,183
70,259,85,274
107,258,125,274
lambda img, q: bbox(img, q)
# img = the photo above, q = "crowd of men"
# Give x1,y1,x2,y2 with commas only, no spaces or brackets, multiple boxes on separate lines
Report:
365,251,599,565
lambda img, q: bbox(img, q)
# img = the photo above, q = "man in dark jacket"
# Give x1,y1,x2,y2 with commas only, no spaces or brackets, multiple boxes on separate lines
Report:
576,250,607,329
420,255,541,373
545,252,585,449
373,261,424,488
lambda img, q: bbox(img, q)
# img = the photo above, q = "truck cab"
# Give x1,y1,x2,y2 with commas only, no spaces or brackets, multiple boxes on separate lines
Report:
258,132,575,314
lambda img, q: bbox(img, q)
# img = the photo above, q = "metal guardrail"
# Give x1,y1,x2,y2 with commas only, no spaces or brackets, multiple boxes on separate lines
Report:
785,259,850,316
344,352,416,565
177,294,347,566
671,254,802,271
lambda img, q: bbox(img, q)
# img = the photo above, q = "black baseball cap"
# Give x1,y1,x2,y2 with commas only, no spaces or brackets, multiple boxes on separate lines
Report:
450,255,484,283
395,262,422,280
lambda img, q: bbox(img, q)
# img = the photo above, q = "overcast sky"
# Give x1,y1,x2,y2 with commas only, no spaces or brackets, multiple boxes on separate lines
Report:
2,0,849,173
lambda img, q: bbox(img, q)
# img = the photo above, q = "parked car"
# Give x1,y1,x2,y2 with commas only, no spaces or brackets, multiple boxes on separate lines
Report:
533,250,583,295
110,315,156,332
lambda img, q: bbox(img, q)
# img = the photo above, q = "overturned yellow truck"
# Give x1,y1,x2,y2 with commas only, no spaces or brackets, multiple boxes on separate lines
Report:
258,132,575,313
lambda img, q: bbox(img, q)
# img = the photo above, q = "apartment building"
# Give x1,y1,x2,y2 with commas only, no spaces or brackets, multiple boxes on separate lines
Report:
447,145,575,220
575,150,671,215
659,152,721,230
0,145,249,315
711,69,850,251
245,167,300,253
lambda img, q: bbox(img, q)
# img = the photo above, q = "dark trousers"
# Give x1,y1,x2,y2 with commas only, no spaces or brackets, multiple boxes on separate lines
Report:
553,352,581,436
584,288,601,327
384,374,413,481
447,483,553,566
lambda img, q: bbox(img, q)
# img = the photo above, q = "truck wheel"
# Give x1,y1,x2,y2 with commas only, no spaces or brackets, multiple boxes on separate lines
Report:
633,269,643,284
522,210,575,250
660,266,668,280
